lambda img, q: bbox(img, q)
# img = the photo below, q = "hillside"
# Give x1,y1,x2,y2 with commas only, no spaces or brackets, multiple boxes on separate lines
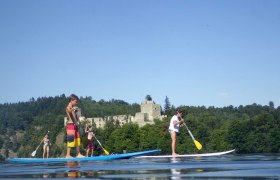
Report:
0,95,140,159
0,95,279,160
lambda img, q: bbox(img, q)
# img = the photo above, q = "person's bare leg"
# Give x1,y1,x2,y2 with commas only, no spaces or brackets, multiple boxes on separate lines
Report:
66,147,73,158
171,131,178,156
76,147,85,158
86,149,89,157
46,147,49,158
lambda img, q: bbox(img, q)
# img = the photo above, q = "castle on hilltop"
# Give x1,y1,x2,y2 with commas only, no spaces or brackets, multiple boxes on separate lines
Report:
64,99,166,128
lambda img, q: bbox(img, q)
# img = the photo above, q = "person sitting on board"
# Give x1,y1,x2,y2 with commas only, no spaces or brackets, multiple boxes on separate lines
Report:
169,109,184,156
85,124,95,157
43,134,50,158
65,94,85,158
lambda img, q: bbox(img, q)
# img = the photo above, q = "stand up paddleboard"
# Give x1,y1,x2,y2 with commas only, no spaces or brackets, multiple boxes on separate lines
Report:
8,149,160,163
137,149,235,158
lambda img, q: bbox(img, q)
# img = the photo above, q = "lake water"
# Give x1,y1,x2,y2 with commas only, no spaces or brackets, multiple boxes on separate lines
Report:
0,154,280,179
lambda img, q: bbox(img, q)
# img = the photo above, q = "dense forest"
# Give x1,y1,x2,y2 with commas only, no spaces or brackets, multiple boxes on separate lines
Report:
0,95,279,160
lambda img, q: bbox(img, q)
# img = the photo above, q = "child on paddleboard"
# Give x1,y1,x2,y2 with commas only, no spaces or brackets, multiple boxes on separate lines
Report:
85,124,95,157
65,94,85,158
169,109,184,156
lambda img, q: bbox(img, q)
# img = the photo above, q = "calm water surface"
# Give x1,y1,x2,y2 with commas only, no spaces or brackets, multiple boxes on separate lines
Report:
0,154,280,179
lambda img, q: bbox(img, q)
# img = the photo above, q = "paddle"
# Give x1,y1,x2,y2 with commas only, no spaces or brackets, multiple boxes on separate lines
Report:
31,131,49,157
183,123,202,150
94,136,109,155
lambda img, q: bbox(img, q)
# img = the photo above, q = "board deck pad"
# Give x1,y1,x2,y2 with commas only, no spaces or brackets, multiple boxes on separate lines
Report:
8,149,160,163
137,149,235,158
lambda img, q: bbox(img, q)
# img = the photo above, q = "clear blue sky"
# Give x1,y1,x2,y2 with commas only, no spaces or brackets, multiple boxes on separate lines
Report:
1,0,280,108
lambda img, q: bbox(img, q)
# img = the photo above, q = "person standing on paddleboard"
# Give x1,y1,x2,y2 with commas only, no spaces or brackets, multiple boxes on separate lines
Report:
43,134,50,158
65,94,85,158
85,124,95,157
169,109,184,156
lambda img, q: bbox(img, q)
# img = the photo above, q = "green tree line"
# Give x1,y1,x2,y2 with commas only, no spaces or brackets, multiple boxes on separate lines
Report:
0,95,279,160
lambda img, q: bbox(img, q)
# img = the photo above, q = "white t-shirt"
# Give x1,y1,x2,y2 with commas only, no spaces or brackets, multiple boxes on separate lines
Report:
169,115,180,133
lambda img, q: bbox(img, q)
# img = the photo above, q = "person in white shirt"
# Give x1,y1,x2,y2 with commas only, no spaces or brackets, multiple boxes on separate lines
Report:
169,109,184,156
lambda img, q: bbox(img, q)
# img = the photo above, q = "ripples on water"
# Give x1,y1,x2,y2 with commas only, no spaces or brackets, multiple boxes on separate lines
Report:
0,154,280,179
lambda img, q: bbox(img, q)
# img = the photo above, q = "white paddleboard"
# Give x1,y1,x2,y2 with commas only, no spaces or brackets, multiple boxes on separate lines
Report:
137,149,235,158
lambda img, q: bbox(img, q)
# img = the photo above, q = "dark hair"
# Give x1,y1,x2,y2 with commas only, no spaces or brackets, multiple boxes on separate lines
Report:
68,94,79,102
176,109,183,114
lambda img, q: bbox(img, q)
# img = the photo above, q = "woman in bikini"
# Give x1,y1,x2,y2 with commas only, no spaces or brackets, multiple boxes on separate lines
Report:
43,134,50,158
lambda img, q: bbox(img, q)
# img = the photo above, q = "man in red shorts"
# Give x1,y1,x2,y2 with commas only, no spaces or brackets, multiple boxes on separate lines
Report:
65,94,85,158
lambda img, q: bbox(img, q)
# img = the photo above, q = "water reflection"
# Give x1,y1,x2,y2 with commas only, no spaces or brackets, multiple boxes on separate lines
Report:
42,173,50,178
85,171,95,177
170,157,182,180
1,154,280,179
170,157,206,179
65,161,97,178
66,161,81,178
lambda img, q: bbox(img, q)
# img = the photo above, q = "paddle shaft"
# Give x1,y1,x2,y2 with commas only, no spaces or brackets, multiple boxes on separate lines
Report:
95,137,104,149
183,123,203,150
94,136,109,155
178,115,196,141
179,115,202,150
183,123,195,141
34,139,44,152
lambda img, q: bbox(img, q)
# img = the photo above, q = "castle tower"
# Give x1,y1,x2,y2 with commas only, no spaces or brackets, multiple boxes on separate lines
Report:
140,100,161,121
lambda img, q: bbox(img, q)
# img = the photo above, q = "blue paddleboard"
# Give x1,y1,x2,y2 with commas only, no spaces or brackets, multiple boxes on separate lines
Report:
8,149,160,163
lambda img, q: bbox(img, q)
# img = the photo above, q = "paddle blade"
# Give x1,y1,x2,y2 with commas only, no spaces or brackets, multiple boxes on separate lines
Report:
103,148,110,155
31,151,36,157
194,140,202,150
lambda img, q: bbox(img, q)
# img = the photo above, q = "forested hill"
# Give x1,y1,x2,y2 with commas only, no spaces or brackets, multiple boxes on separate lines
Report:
0,95,140,133
0,95,279,160
0,95,140,159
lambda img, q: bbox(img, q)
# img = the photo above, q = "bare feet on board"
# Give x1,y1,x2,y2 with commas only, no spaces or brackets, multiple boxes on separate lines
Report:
76,153,85,158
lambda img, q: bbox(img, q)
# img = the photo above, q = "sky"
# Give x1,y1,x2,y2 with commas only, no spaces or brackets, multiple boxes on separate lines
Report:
0,0,280,108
